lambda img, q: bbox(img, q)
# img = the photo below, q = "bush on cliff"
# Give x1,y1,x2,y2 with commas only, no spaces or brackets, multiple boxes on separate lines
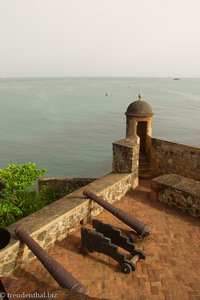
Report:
0,162,46,197
39,184,77,205
0,163,46,227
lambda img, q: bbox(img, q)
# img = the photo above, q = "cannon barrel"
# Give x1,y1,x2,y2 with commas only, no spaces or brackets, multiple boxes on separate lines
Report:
0,228,11,250
83,190,150,237
15,227,86,294
0,229,10,300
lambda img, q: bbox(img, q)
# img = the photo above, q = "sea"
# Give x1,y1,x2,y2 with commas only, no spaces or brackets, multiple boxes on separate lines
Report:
0,77,199,178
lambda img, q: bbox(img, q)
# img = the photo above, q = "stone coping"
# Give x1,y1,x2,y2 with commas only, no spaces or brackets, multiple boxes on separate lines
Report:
152,174,200,197
151,137,200,152
112,137,138,148
0,172,132,275
38,177,97,190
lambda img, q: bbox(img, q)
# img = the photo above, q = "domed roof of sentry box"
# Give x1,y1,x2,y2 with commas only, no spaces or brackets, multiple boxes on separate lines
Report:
125,95,153,117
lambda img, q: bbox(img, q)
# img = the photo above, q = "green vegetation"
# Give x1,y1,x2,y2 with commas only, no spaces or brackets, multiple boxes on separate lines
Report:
0,163,81,227
39,184,77,205
0,162,79,227
0,163,46,227
0,163,46,197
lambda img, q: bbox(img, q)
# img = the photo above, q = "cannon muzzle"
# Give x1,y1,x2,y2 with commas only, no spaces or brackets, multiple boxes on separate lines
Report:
14,227,86,294
0,228,11,250
0,228,11,299
83,190,150,236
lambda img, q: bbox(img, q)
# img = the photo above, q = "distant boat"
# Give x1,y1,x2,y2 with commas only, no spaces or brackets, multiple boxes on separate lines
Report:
105,93,108,96
174,78,180,80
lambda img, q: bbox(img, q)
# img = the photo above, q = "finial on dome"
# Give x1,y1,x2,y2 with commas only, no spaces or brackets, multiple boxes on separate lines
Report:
125,95,153,117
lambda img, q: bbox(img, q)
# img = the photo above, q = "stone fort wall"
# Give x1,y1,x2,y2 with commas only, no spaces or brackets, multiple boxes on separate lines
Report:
151,138,200,181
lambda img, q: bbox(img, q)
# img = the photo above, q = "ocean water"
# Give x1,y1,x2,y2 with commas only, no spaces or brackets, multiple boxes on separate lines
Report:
0,77,199,178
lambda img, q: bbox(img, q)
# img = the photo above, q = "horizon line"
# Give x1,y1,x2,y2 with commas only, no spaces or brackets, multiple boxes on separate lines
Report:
1,76,200,79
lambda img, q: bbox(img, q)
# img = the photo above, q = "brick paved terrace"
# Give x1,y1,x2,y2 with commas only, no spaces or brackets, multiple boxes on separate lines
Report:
1,179,200,300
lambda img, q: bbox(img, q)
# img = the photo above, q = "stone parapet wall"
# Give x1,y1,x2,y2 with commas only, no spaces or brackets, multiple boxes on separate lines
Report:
151,138,200,181
112,136,139,189
0,173,132,276
151,174,200,217
38,177,97,191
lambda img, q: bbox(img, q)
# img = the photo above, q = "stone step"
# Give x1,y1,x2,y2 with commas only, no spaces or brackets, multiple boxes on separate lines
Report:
139,165,152,172
139,173,152,179
139,172,152,179
139,156,149,162
139,163,150,168
139,164,152,179
139,159,149,167
132,182,151,197
139,154,151,179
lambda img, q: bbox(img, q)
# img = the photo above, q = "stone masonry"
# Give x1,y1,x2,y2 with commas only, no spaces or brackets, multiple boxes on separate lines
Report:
112,136,139,189
151,174,200,217
151,138,200,181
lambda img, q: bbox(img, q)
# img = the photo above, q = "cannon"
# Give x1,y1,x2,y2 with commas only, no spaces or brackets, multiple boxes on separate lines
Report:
0,227,86,296
0,228,11,250
0,228,11,300
83,190,150,237
81,219,146,274
14,227,86,294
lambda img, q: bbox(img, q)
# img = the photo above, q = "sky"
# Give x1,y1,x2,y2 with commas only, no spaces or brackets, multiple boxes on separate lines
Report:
0,0,200,78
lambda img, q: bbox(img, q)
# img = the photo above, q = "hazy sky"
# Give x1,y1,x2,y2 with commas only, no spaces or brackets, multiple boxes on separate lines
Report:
1,0,200,77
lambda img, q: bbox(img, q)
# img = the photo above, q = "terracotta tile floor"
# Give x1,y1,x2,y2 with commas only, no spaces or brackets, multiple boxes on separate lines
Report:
1,179,200,300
